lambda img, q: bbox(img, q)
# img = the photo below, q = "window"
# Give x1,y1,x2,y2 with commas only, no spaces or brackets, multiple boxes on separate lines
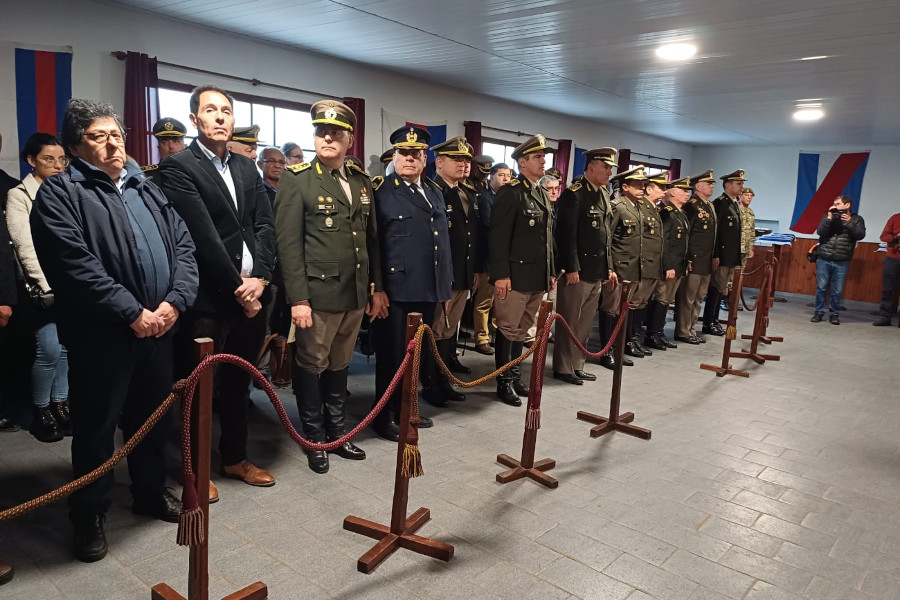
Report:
483,137,557,175
156,81,316,157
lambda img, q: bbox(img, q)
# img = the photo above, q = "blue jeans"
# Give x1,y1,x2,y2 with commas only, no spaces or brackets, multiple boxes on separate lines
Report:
814,259,849,316
33,321,69,408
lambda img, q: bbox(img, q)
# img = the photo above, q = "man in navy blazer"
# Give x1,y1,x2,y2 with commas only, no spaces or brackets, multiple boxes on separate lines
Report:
160,85,277,497
371,126,452,441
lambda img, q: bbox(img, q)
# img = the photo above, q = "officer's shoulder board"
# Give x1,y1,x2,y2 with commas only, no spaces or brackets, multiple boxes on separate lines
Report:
141,164,158,172
346,161,369,177
568,181,582,192
286,162,311,174
422,176,441,193
506,179,521,187
371,175,385,191
664,204,674,212
611,197,624,207
461,180,476,192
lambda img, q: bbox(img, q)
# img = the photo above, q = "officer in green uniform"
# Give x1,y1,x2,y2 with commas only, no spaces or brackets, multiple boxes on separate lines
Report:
629,170,669,356
739,187,756,267
604,166,663,360
645,177,692,350
274,100,386,474
552,147,618,381
490,134,555,405
141,117,186,185
674,170,717,344
703,169,745,334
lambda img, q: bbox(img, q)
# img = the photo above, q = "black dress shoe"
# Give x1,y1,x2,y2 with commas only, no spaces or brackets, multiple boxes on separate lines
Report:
598,355,616,371
496,382,522,406
0,417,20,432
374,420,400,442
696,334,707,343
73,515,107,563
331,441,366,460
661,336,678,349
307,451,329,473
574,370,597,381
553,372,583,385
674,335,700,345
644,335,667,351
512,379,530,397
701,322,725,336
624,341,645,358
621,357,634,366
132,487,180,523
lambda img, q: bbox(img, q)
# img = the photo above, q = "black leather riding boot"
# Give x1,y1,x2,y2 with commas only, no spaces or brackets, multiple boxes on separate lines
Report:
510,341,530,397
437,339,465,401
494,331,520,406
293,365,328,473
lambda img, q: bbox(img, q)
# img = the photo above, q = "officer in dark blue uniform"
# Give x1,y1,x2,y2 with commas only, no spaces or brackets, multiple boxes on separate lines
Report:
371,126,453,441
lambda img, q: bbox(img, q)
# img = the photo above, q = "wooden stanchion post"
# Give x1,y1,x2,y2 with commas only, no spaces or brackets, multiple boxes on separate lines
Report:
576,283,651,439
734,260,781,364
343,313,454,573
700,269,750,378
152,339,267,600
496,300,558,488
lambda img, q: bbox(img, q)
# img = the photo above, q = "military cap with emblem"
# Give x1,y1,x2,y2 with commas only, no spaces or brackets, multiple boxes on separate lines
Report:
390,125,430,150
668,176,693,190
152,117,186,139
689,169,715,185
545,167,563,181
310,99,356,131
611,165,648,182
231,124,261,144
473,154,494,174
379,148,394,165
646,170,670,186
583,147,618,166
720,169,747,182
743,187,755,196
430,136,472,157
510,134,547,160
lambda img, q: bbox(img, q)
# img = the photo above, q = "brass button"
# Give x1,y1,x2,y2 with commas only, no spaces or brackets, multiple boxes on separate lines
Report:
434,245,438,250
430,217,434,222
390,267,395,272
352,231,357,236
433,231,438,236
356,263,361,269
398,215,403,220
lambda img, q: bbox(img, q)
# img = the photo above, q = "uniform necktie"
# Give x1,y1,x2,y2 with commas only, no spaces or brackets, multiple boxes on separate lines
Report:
331,168,352,204
409,182,432,209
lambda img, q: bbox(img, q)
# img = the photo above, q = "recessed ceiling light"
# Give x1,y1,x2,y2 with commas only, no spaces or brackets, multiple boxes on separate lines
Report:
655,43,697,61
800,55,829,61
793,108,825,122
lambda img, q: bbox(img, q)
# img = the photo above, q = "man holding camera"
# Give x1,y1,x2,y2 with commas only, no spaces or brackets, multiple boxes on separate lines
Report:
811,196,865,325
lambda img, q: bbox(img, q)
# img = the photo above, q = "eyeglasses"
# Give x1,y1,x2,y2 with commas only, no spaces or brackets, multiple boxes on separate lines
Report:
262,159,286,166
83,130,126,145
544,186,560,192
36,155,70,167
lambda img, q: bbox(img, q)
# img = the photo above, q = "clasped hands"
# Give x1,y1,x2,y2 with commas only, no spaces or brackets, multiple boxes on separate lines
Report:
129,301,179,338
235,277,264,318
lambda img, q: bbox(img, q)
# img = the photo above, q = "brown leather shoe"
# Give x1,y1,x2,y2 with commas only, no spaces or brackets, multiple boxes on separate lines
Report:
0,561,14,585
221,460,275,487
473,343,494,355
208,481,219,504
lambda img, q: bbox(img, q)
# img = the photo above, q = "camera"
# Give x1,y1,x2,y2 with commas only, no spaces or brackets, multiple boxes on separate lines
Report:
830,208,847,215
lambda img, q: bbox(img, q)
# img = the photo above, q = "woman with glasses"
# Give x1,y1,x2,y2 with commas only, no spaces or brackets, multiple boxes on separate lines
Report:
5,133,70,443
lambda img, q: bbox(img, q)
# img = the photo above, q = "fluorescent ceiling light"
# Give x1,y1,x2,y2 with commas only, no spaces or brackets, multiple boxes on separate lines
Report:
800,55,829,61
655,43,696,61
793,108,825,121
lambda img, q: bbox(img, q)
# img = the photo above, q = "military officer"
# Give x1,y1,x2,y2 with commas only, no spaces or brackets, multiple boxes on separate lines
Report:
490,134,555,405
428,137,478,398
552,147,618,384
141,117,186,184
274,100,386,473
645,177,692,350
468,154,493,194
604,166,663,361
371,126,451,441
739,187,757,267
702,170,745,334
674,170,717,344
227,125,261,161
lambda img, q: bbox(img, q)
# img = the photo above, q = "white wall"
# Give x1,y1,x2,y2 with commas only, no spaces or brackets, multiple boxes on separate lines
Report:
0,0,692,178
689,145,897,243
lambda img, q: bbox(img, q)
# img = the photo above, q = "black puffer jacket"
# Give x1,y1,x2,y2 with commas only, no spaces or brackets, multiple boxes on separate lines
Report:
816,213,866,261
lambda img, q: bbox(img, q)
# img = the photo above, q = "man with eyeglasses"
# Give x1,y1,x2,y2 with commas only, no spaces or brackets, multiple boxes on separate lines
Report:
258,147,286,203
227,124,260,161
281,142,304,166
31,98,198,562
274,100,385,473
161,85,277,498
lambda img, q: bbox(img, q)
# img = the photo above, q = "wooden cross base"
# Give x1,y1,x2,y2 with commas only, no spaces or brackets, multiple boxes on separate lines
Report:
496,452,558,488
741,333,783,344
576,410,651,439
343,508,454,574
151,582,268,600
699,362,749,378
730,350,780,364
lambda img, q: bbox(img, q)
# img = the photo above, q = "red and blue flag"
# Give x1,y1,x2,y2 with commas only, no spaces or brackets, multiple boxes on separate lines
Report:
14,48,72,178
791,152,869,234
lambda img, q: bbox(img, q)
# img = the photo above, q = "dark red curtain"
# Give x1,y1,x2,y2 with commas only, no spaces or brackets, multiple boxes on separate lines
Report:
553,139,572,184
464,121,482,155
343,97,365,163
124,52,159,166
669,158,682,180
617,148,631,174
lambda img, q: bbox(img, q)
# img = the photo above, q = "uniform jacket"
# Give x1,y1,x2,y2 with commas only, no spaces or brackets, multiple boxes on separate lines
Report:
555,177,612,282
816,212,866,262
682,195,717,276
6,174,51,292
374,175,452,303
609,196,662,282
274,157,382,312
490,173,555,292
740,204,756,255
660,204,690,277
30,159,198,343
712,193,743,267
160,140,275,315
475,187,496,273
435,176,478,291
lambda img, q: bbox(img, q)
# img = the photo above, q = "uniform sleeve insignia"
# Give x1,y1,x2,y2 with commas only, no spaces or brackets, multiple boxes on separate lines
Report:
141,164,158,172
371,175,384,191
286,162,311,173
568,181,582,192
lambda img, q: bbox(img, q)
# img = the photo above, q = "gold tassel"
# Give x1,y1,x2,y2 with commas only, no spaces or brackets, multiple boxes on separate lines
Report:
726,325,737,340
525,407,541,430
401,444,424,478
176,507,204,547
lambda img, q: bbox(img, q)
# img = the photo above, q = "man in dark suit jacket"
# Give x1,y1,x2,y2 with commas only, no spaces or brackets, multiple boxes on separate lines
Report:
160,85,277,498
371,126,452,440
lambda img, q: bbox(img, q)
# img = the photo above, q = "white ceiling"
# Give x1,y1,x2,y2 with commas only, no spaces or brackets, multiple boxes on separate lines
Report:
110,0,900,146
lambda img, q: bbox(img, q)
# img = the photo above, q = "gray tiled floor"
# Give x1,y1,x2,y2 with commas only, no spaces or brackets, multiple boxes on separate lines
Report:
2,293,900,599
